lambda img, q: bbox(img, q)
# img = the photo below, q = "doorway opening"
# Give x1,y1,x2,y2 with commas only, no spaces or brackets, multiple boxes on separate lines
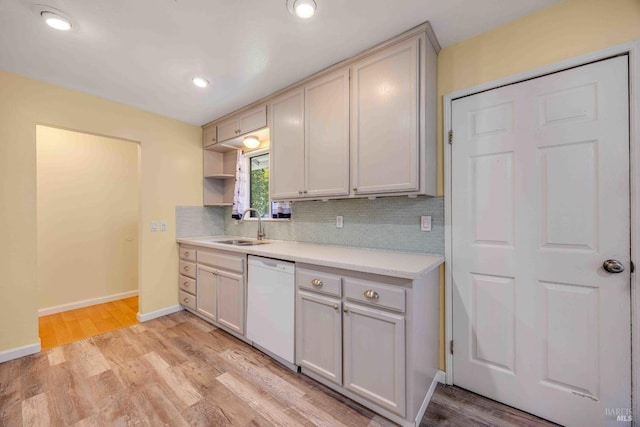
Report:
36,125,140,349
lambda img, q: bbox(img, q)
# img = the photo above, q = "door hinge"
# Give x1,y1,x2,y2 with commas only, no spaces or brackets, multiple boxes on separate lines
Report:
448,130,453,144
449,340,454,355
631,261,635,273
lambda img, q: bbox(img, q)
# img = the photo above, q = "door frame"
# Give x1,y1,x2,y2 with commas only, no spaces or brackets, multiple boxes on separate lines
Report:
443,40,640,417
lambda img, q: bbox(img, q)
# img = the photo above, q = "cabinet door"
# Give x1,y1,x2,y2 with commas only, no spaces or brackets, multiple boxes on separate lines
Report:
216,270,244,335
196,267,217,321
296,291,342,385
351,37,420,195
270,89,305,200
305,69,350,197
203,124,217,147
238,105,267,135
217,118,239,143
343,302,405,416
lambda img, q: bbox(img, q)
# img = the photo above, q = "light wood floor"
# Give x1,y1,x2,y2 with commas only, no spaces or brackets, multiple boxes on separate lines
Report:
3,310,557,426
39,296,138,350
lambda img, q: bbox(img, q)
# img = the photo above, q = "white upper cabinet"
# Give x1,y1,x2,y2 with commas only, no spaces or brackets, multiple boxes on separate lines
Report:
216,105,267,143
271,69,350,200
203,25,437,201
270,89,305,200
305,69,350,198
351,36,422,195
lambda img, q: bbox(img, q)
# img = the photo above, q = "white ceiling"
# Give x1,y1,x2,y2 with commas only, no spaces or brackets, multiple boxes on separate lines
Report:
0,0,562,126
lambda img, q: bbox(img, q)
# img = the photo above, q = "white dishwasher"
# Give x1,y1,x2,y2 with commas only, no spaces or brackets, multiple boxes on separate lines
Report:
247,255,296,368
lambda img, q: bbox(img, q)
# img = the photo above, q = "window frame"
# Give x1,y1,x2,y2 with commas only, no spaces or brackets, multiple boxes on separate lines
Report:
243,148,290,222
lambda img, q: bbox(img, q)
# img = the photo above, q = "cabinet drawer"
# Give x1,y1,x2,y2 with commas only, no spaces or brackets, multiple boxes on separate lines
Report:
179,260,197,279
344,278,405,313
198,250,244,273
179,290,196,310
179,275,196,294
179,247,197,262
297,268,342,297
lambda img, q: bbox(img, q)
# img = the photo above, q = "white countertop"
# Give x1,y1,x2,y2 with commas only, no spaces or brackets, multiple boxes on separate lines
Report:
176,235,443,280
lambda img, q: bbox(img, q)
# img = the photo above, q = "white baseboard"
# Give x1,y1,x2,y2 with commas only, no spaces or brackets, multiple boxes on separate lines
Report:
415,370,446,425
137,305,182,322
38,290,138,316
0,342,41,364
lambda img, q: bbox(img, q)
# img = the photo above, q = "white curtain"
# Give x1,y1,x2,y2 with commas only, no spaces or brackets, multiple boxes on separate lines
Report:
231,150,247,219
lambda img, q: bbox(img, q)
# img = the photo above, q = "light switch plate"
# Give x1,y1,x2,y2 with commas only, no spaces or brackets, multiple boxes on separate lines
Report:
150,221,158,232
336,215,344,228
160,221,167,232
421,216,432,232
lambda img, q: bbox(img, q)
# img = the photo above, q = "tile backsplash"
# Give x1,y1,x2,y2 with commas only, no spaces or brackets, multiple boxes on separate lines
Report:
176,205,225,238
217,196,444,255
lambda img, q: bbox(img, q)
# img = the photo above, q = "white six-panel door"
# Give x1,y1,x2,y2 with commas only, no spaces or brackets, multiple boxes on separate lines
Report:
451,56,630,427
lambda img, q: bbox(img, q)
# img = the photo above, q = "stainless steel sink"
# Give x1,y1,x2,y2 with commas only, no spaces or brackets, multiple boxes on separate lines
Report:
214,239,270,246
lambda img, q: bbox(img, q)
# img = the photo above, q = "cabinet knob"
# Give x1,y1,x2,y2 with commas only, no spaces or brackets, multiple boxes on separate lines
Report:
184,251,190,257
183,282,189,287
212,137,216,142
183,266,189,271
343,307,349,314
303,190,308,194
363,289,379,300
353,187,357,191
183,298,189,303
311,279,323,287
298,190,303,195
333,303,339,310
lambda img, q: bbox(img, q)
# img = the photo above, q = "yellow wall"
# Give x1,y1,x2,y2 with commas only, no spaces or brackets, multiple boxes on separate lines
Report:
37,126,139,310
436,0,640,369
0,70,202,352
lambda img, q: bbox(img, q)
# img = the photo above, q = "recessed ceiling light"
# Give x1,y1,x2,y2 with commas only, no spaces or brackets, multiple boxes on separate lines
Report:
41,11,72,31
287,0,317,19
192,77,209,88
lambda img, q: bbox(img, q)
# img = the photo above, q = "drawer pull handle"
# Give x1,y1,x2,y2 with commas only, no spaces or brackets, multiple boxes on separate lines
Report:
183,298,189,303
364,289,379,300
184,251,190,257
183,282,189,287
311,279,323,287
183,266,189,271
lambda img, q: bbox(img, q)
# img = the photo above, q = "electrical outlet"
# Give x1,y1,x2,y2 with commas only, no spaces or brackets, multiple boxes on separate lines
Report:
421,216,432,232
150,221,158,232
336,215,344,228
160,221,167,232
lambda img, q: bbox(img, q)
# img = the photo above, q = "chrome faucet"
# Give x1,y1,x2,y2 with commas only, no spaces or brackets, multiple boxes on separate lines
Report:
241,208,266,241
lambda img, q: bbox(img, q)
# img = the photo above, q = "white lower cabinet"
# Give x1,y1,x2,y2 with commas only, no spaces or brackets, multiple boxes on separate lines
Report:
343,302,405,416
216,269,244,334
296,263,439,427
179,245,246,337
297,290,342,385
196,265,218,321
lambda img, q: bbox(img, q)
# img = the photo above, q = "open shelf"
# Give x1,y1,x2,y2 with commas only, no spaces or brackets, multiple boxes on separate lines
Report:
204,174,236,180
204,150,237,206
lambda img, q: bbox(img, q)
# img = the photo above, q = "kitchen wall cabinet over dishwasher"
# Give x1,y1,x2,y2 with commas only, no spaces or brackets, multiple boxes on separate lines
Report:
270,69,350,200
